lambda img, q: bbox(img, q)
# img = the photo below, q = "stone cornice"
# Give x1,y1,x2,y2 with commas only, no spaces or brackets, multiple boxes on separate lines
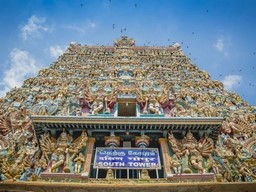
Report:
31,115,223,125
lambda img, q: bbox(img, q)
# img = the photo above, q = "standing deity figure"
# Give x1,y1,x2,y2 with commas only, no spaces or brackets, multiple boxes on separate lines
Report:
168,132,183,158
169,154,182,174
157,88,176,117
73,153,85,173
148,96,161,115
167,99,175,117
79,87,96,115
49,129,72,173
68,129,88,161
136,90,162,115
182,131,204,173
91,95,104,115
81,86,117,115
103,91,117,114
40,129,88,173
35,156,48,175
205,156,219,174
148,87,162,114
78,92,91,116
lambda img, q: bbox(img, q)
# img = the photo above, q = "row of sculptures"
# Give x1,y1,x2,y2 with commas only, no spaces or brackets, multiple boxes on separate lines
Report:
0,126,89,181
0,35,252,119
0,109,256,182
0,84,253,121
168,113,256,182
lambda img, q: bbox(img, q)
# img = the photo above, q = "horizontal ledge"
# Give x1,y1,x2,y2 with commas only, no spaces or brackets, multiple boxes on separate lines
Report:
31,116,223,125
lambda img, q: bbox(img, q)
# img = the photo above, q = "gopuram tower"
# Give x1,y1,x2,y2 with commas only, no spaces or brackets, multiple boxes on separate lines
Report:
0,36,256,192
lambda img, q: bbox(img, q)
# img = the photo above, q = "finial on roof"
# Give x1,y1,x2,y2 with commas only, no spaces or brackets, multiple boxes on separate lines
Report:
114,36,135,47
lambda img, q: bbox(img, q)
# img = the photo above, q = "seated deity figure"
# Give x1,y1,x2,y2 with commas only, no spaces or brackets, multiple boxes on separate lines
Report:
140,169,150,180
109,70,116,79
135,70,144,80
91,92,117,115
221,119,241,135
106,169,114,180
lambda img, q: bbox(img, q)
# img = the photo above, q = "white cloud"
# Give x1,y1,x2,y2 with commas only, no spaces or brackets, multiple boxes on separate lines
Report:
222,75,242,90
0,49,39,97
21,15,49,40
214,38,224,52
64,20,97,33
50,45,65,58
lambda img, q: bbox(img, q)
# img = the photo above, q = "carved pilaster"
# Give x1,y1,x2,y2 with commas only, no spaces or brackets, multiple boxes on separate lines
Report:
135,135,150,148
159,138,172,178
82,137,95,178
104,135,120,147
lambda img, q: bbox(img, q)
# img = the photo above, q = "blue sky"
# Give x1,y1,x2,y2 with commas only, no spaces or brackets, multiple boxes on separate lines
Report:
0,0,256,105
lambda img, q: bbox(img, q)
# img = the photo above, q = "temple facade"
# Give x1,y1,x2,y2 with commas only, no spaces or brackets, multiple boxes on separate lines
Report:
0,36,256,191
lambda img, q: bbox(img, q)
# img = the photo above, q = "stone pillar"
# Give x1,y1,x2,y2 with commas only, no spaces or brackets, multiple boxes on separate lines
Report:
82,137,95,178
159,138,172,178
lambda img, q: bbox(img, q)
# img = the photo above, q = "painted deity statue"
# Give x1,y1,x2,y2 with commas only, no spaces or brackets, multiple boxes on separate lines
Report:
80,86,117,115
182,131,204,173
169,154,182,174
73,153,85,174
148,96,161,115
136,91,162,115
39,129,88,173
91,95,104,115
168,131,214,174
49,130,73,173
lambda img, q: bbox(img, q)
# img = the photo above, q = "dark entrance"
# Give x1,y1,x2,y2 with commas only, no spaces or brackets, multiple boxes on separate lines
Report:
117,98,137,117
